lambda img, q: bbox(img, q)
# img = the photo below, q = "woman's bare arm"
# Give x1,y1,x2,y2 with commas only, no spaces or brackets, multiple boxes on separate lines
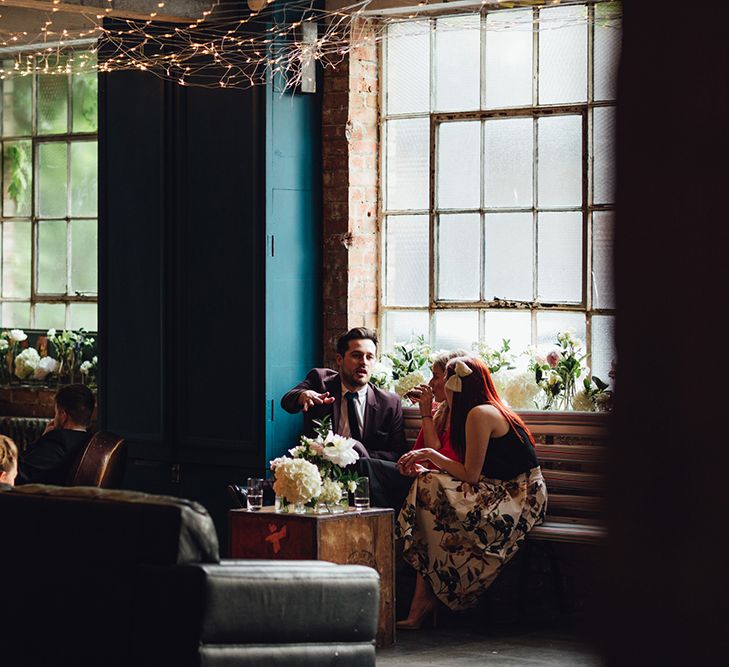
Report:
397,405,498,483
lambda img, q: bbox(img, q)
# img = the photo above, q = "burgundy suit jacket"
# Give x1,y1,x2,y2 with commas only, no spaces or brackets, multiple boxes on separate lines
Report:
280,368,406,462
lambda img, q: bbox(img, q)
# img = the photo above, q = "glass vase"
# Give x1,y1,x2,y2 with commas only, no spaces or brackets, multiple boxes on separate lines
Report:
275,496,306,514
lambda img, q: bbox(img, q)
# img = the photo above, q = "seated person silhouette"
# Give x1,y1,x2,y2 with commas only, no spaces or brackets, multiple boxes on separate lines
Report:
16,384,95,486
0,435,18,490
281,327,406,462
363,349,468,510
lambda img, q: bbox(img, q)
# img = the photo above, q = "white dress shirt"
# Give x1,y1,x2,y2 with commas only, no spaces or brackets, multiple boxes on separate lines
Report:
338,383,368,439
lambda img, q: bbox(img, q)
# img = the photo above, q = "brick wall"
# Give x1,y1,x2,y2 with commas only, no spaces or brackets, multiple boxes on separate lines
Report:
321,18,379,366
0,387,55,418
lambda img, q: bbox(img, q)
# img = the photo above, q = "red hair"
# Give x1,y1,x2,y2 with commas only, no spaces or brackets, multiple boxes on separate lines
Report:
446,356,534,459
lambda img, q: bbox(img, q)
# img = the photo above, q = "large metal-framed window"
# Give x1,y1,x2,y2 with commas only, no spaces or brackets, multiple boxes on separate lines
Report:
380,2,619,380
0,50,98,331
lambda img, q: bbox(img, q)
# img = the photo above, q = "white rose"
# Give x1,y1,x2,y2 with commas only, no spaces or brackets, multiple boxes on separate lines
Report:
33,356,60,380
9,329,27,343
14,347,40,379
496,370,544,410
271,457,322,505
395,371,426,398
572,390,595,412
321,432,360,467
318,478,344,505
79,360,93,376
47,329,56,338
0,339,8,352
347,479,358,493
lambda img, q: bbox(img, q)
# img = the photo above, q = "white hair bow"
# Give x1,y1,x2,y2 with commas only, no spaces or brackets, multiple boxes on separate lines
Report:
444,360,473,393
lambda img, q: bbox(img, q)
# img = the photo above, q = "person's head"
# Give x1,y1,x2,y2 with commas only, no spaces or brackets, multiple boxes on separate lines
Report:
54,384,95,429
429,349,469,403
445,356,533,458
335,327,378,390
0,435,18,487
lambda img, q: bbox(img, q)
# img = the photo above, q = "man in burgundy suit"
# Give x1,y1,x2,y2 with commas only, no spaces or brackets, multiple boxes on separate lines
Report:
281,327,406,462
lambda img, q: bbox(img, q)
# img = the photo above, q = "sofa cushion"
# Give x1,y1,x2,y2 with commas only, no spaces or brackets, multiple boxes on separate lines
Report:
2,484,219,565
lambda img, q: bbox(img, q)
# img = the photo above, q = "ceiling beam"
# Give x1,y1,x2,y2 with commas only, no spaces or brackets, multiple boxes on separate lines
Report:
0,0,212,23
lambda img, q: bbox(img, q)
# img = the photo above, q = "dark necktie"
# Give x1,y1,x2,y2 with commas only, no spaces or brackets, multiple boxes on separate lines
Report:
344,391,362,441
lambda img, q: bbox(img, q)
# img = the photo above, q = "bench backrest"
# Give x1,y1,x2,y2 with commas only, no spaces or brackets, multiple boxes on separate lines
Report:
403,406,608,526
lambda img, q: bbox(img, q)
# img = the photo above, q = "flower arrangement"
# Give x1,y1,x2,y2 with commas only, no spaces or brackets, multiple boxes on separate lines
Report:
529,331,587,410
46,328,95,384
385,335,432,396
0,327,97,388
269,416,362,512
473,338,516,375
377,330,614,412
14,347,40,380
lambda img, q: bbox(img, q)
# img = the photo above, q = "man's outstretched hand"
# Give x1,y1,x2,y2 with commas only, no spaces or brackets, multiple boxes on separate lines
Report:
298,390,336,412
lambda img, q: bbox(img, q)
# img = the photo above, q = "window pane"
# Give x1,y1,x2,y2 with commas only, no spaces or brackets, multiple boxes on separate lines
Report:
3,140,32,216
485,9,533,109
484,117,533,208
437,121,480,209
71,219,98,294
434,15,480,112
385,118,429,211
385,215,428,306
1,301,30,328
591,314,616,383
383,310,429,351
434,310,479,351
72,70,98,133
2,220,31,297
438,213,480,301
68,303,97,331
38,219,67,294
593,106,616,205
34,303,66,330
536,311,585,352
538,5,588,104
386,21,430,115
483,310,532,362
537,211,582,303
594,2,622,102
538,115,582,208
485,212,533,301
38,73,69,135
592,211,614,309
38,142,68,217
70,140,98,216
2,71,32,136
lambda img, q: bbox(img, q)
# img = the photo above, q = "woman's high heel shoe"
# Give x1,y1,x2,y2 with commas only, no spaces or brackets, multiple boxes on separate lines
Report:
396,599,438,631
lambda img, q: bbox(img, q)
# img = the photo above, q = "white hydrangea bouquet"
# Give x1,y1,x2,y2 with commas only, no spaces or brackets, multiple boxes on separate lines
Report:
269,416,363,513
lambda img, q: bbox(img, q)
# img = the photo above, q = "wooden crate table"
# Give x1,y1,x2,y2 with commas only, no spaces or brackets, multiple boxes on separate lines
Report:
229,506,395,647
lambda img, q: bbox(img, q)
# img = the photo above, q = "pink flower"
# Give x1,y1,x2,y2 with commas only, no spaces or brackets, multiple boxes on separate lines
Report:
546,350,561,368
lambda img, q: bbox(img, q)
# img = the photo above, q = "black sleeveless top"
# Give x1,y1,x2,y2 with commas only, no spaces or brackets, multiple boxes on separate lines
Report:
482,424,539,481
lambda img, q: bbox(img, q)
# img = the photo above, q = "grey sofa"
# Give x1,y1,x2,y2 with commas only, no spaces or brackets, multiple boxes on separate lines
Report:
0,484,379,667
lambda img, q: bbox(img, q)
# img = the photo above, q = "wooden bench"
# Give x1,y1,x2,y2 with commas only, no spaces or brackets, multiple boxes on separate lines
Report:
403,406,607,615
403,406,608,543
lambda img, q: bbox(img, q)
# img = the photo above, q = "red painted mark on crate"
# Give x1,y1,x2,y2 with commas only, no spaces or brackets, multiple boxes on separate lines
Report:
265,523,287,554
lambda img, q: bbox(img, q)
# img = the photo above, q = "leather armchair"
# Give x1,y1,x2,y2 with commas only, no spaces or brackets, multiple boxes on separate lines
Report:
67,430,127,488
0,484,379,667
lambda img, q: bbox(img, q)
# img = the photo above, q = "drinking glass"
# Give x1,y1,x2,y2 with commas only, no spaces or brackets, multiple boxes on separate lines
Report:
246,477,264,511
354,478,370,510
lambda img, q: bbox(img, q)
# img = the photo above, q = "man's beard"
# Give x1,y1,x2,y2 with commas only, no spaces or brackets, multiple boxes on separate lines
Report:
342,368,369,388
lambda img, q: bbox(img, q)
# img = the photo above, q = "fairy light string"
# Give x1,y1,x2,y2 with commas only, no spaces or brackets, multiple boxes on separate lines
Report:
0,0,621,89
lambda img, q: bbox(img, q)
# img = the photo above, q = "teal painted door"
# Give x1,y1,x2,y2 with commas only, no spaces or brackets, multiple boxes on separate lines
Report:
265,74,322,465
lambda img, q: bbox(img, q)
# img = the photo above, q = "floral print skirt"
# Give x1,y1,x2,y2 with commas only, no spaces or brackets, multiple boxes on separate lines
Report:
396,467,547,611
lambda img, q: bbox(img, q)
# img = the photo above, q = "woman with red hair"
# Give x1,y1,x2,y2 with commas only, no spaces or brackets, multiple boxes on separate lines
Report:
395,356,547,629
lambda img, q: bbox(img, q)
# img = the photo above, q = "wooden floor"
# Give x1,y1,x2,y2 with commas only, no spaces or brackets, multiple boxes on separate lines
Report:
377,625,602,666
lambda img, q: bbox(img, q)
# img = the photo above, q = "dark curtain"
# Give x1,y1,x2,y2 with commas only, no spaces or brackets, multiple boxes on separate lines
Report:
601,2,729,663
